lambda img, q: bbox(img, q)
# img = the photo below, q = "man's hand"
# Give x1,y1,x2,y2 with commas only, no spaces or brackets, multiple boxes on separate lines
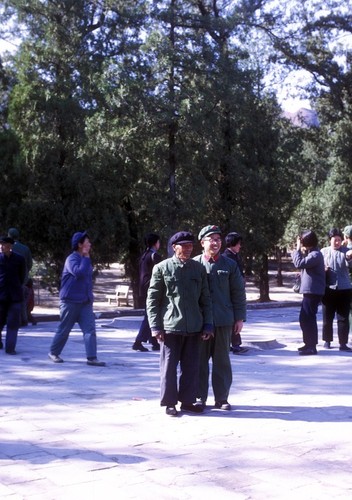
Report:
153,331,165,342
201,330,214,341
233,320,244,335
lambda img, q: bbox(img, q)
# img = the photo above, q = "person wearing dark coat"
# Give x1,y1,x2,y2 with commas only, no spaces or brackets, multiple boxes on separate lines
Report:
0,236,26,354
222,232,248,354
132,233,162,352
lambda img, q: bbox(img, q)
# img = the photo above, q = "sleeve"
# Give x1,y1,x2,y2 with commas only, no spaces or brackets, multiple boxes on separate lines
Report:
292,250,320,269
229,262,247,321
19,255,26,285
146,264,165,332
65,253,91,278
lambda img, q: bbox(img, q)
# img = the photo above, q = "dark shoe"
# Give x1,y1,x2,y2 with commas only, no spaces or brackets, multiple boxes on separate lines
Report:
87,358,106,366
195,398,206,410
215,400,231,411
180,403,204,414
299,347,317,356
165,406,178,417
232,346,248,354
132,342,149,352
5,349,16,355
152,344,160,351
339,345,352,352
298,345,308,352
324,341,331,349
48,352,64,363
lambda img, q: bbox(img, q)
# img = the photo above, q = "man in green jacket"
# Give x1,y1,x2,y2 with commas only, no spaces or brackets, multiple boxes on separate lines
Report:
194,225,247,410
147,231,213,417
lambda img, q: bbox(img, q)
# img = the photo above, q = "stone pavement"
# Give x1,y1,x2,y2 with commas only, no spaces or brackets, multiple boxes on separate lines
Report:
1,300,352,500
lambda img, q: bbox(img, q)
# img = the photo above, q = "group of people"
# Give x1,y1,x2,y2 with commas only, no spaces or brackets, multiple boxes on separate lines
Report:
0,228,105,365
292,226,352,355
2,225,247,417
4,223,352,414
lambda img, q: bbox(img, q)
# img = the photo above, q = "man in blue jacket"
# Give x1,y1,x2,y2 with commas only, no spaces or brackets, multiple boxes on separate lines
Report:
48,231,105,366
0,236,26,354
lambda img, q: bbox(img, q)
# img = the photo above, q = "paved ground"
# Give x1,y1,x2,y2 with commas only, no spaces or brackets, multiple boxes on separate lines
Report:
1,297,352,499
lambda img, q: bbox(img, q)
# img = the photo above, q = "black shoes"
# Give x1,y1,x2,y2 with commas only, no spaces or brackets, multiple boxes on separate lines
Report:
166,406,178,417
299,347,317,356
215,400,232,410
87,358,106,366
180,403,204,414
324,341,331,349
132,342,149,352
339,345,352,352
5,349,16,355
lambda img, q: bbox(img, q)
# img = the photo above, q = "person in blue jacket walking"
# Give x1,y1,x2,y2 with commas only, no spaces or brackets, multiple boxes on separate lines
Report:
48,231,105,366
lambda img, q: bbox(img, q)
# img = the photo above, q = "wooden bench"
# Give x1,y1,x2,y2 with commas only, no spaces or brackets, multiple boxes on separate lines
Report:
106,284,130,306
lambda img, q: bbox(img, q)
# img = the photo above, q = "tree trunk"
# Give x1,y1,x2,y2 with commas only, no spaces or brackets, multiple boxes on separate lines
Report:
258,254,270,302
276,247,283,286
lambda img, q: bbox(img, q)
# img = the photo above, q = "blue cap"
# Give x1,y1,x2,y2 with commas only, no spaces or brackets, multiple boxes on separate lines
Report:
71,231,88,250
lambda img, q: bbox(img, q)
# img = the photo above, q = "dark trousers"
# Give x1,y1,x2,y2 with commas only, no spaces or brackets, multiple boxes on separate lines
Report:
0,301,22,352
322,288,351,345
134,313,158,346
198,326,232,403
299,294,322,348
160,333,201,407
231,332,242,347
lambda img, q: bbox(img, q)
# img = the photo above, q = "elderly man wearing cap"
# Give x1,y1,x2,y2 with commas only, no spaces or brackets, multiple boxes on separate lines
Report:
194,225,247,410
147,231,213,417
0,236,26,354
48,231,105,366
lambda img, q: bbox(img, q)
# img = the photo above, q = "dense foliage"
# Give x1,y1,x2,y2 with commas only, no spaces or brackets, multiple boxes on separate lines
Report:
0,0,351,300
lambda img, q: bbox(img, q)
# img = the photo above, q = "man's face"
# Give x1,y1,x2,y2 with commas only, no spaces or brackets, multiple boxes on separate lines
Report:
201,233,222,257
173,242,194,261
0,242,12,256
